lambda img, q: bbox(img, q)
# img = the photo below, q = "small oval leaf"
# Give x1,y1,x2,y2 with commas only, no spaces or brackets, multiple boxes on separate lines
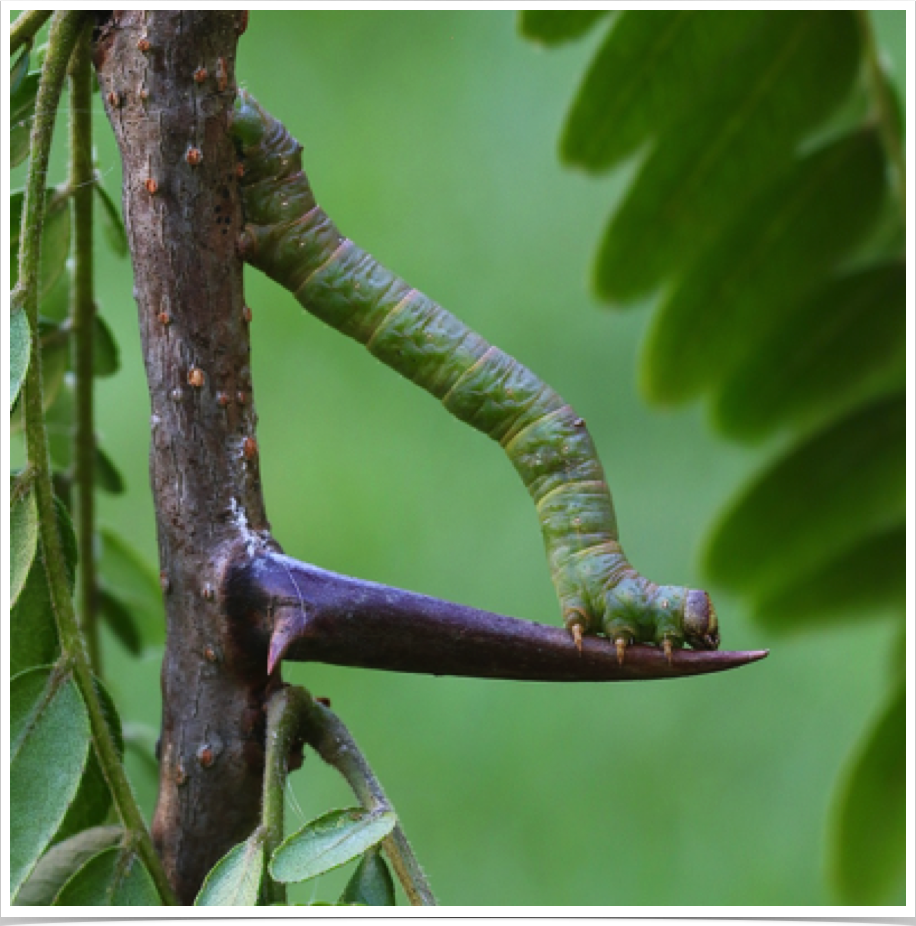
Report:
10,666,92,899
11,476,39,606
339,848,396,906
94,184,129,257
53,846,161,905
98,588,143,655
195,833,265,906
270,809,397,885
93,315,120,378
15,826,123,907
10,300,31,409
95,447,126,495
11,188,73,299
98,527,164,647
11,46,31,96
11,71,39,167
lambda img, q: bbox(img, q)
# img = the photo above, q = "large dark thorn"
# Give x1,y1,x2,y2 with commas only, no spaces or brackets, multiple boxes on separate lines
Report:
225,552,768,682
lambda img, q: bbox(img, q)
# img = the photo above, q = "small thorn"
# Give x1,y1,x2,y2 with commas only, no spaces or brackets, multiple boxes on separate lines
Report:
615,638,627,665
571,624,583,652
663,638,674,665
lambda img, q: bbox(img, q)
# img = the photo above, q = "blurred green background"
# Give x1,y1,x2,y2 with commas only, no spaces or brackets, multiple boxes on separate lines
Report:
12,10,906,906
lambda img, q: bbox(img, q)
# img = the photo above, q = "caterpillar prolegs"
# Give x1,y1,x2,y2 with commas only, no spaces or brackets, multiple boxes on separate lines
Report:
230,90,719,661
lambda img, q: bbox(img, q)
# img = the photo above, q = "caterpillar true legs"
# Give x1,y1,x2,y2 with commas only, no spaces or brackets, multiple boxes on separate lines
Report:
230,90,719,661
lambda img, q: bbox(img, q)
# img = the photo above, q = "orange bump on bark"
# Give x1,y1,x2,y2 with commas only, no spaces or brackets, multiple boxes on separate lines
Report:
193,67,207,83
216,391,231,407
106,90,121,108
236,162,245,179
236,391,248,406
242,304,253,324
197,745,214,768
157,312,170,325
137,37,150,52
243,437,258,460
145,177,158,194
188,367,205,388
186,147,203,166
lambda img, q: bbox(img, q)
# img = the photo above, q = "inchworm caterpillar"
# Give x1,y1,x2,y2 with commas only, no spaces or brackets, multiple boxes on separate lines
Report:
230,90,719,661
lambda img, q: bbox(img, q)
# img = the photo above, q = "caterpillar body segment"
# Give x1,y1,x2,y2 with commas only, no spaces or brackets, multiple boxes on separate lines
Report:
230,90,720,658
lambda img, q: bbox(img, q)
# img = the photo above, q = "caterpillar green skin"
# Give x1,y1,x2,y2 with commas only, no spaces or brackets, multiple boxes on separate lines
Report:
230,90,719,657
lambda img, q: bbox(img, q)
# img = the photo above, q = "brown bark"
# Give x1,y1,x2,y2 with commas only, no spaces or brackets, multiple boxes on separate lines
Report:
94,11,276,903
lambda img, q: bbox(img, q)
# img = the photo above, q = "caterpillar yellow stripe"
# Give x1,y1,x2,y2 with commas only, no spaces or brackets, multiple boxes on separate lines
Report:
231,90,719,660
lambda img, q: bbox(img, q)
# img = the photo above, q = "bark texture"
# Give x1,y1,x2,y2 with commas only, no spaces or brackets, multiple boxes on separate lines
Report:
94,11,276,903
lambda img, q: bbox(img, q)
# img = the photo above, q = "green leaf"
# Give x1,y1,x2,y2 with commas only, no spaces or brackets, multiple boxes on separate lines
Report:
588,12,862,303
99,588,143,655
10,295,31,409
94,184,129,257
705,394,904,597
38,322,71,415
10,666,92,900
562,12,765,172
339,848,396,906
11,189,73,299
11,45,31,96
95,447,126,495
11,475,39,606
643,128,888,404
98,527,165,647
11,71,39,167
123,723,161,788
10,494,77,676
93,315,121,377
10,551,60,677
53,846,162,905
44,377,75,470
15,827,123,906
195,833,265,906
752,525,904,632
518,11,610,46
713,261,905,440
53,676,123,846
270,808,397,885
830,685,905,904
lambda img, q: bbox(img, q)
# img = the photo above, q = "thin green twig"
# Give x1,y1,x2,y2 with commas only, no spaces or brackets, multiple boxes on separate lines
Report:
261,687,313,905
297,693,437,906
17,12,177,906
68,30,101,674
10,9,53,54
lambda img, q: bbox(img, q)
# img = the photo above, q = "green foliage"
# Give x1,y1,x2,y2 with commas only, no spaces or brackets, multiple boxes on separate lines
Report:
518,10,609,46
11,188,72,298
11,70,39,167
196,810,399,906
830,684,906,904
10,474,39,605
15,826,123,906
9,16,168,905
53,846,161,904
523,9,905,903
10,292,30,408
339,848,396,906
10,666,92,899
195,834,267,906
270,809,397,885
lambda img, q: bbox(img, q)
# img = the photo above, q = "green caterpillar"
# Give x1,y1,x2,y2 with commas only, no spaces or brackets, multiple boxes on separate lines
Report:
230,90,719,661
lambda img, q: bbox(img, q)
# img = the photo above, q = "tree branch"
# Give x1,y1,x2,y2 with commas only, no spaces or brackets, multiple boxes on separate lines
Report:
10,9,53,54
225,551,768,682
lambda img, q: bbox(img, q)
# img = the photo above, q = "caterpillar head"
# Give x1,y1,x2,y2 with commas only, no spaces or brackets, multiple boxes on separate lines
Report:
231,89,269,149
683,589,719,650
